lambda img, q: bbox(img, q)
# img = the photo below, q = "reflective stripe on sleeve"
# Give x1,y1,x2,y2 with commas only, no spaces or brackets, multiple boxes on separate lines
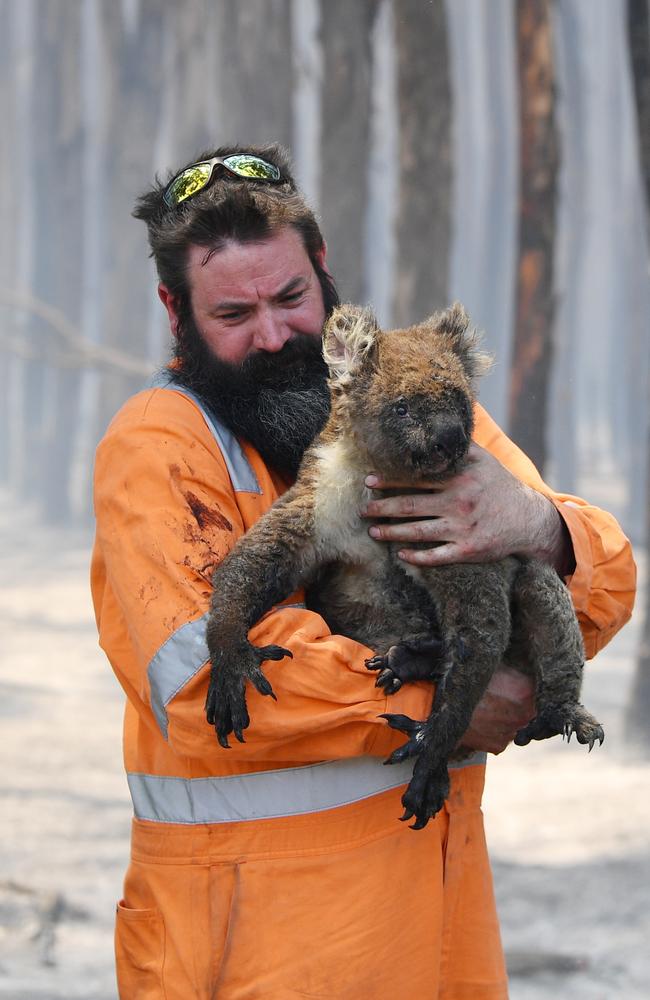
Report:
148,613,210,740
150,372,262,494
127,753,487,824
148,605,307,740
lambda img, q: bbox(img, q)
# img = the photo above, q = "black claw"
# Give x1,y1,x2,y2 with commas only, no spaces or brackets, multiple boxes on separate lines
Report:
234,728,245,744
218,733,230,749
385,744,411,765
400,808,414,823
410,816,428,831
365,656,382,671
261,644,292,662
379,713,421,734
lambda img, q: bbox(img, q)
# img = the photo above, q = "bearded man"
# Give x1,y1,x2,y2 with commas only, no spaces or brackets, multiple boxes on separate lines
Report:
91,144,635,1000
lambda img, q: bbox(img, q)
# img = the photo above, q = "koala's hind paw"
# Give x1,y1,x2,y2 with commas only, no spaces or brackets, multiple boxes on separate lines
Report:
366,636,447,694
515,703,604,751
400,757,450,830
380,713,427,764
205,642,291,748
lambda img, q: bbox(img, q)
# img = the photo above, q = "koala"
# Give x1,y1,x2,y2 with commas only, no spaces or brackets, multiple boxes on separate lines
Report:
205,302,604,829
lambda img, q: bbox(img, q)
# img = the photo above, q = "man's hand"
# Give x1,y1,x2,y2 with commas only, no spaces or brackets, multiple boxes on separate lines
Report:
459,668,536,755
362,443,574,575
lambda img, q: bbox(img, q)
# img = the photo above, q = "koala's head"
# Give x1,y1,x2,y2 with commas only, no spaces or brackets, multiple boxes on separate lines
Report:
322,302,492,481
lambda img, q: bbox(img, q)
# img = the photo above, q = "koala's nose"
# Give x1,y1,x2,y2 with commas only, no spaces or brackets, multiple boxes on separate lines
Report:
431,416,467,461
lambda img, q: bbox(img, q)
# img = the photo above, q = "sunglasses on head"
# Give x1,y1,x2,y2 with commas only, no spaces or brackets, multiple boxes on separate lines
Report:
163,153,282,208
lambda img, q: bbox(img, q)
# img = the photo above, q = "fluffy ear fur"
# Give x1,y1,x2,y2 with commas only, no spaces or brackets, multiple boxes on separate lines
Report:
322,304,380,383
433,301,493,381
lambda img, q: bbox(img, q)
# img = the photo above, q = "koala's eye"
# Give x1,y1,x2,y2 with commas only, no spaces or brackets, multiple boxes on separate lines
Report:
395,401,409,417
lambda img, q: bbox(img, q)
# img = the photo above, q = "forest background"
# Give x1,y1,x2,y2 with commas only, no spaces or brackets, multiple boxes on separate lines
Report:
1,1,649,998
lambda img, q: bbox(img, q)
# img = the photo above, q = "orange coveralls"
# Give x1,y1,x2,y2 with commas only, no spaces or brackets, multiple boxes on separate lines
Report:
91,379,635,999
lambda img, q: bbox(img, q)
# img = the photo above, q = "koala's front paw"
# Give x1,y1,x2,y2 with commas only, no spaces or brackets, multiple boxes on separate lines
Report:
400,757,450,830
205,642,291,748
366,636,447,693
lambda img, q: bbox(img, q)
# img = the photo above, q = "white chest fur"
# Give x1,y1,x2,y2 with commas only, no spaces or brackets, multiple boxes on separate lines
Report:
311,439,383,567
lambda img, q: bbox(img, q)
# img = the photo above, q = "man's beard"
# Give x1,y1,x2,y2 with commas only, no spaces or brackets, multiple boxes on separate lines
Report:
172,311,331,480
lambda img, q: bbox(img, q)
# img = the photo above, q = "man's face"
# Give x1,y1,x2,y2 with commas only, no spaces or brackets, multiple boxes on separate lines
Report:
183,227,327,364
161,227,332,480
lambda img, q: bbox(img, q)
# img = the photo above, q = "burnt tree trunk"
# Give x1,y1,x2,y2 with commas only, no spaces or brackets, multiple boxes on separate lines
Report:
212,0,293,149
31,4,85,522
95,1,165,441
508,0,559,473
319,0,379,303
625,0,650,749
392,0,452,326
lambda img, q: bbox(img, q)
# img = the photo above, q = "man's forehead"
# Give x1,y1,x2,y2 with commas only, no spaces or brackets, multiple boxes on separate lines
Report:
187,228,313,297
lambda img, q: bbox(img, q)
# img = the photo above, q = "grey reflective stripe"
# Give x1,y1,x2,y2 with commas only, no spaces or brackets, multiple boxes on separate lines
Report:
148,613,210,740
150,371,261,494
148,605,304,740
127,753,487,825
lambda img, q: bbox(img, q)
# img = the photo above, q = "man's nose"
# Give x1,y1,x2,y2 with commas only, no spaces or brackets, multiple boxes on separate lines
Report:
252,313,292,353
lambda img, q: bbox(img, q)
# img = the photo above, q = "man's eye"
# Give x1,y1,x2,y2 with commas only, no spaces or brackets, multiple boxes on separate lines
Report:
281,290,305,304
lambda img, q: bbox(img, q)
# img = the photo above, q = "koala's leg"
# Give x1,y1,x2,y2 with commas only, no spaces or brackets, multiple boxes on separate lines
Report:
206,486,319,747
509,560,604,750
383,563,512,829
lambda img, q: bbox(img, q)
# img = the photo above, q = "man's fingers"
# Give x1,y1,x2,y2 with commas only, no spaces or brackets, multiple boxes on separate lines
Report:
368,518,449,543
395,543,463,566
363,493,444,519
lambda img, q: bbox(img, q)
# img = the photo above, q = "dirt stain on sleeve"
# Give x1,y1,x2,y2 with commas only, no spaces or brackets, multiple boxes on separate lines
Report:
184,491,233,533
169,463,233,534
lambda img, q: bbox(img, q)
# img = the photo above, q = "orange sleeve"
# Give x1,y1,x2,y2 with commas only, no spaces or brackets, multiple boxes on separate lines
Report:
92,389,432,766
474,404,636,658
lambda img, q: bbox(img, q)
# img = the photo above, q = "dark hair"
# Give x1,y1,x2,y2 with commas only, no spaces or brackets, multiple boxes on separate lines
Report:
133,142,338,326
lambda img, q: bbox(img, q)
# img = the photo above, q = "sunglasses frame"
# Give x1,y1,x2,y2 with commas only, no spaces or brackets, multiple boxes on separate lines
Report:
163,154,282,208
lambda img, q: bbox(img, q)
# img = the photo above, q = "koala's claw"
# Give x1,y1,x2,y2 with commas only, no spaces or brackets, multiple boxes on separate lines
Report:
379,713,427,765
400,757,450,829
206,642,291,746
365,637,447,694
515,703,604,751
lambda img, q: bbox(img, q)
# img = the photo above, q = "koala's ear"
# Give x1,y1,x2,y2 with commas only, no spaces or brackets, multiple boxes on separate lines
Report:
435,301,493,381
322,304,379,382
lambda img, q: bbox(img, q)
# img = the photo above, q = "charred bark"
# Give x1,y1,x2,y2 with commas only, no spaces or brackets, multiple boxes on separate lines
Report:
212,0,293,150
318,0,380,303
508,0,559,473
94,1,165,442
392,0,452,326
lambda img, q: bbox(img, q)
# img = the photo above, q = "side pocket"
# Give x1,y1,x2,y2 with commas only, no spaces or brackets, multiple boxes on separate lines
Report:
115,899,166,1000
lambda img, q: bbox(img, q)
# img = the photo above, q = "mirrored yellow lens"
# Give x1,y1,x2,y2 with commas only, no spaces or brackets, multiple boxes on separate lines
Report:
223,155,281,181
167,163,213,205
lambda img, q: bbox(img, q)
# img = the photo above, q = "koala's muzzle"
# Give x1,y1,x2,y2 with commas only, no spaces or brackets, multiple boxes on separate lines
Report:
427,413,469,467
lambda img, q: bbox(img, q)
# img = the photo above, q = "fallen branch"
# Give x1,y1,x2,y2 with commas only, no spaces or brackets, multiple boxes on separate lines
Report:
0,288,155,377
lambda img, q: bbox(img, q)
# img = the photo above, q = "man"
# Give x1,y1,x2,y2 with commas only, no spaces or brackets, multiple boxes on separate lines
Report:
92,144,635,999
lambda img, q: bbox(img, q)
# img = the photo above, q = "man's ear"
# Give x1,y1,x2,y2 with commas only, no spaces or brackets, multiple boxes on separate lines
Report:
314,241,330,275
322,304,379,383
158,283,180,337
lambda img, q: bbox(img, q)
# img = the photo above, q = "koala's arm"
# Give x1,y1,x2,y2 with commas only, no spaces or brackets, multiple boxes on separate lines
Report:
92,389,433,765
473,404,636,658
